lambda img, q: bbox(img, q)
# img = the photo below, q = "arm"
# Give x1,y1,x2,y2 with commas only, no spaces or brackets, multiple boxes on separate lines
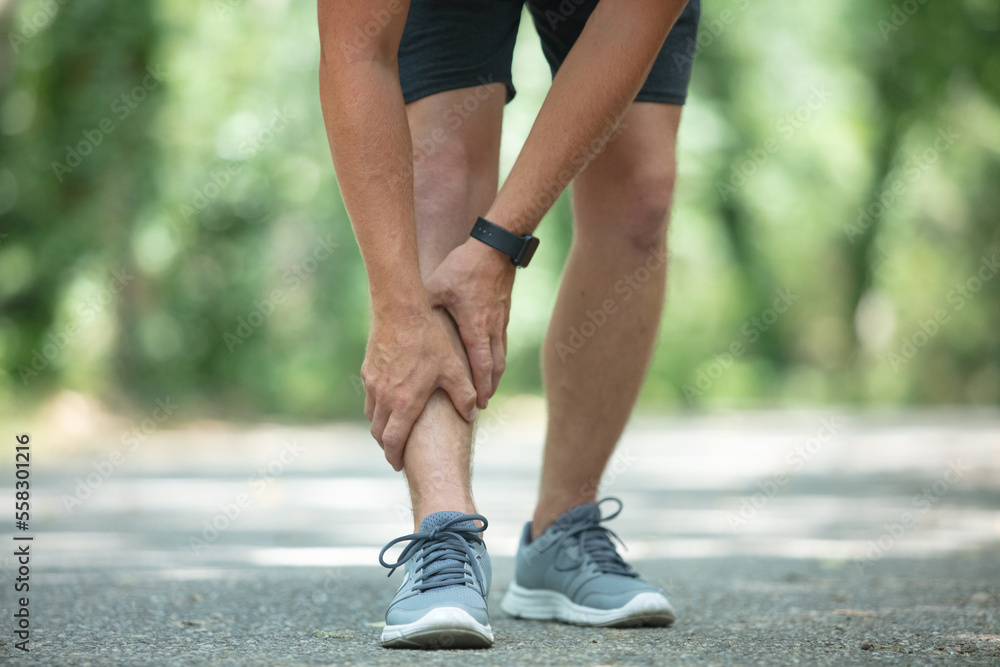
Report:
486,0,688,234
318,4,420,309
318,0,478,470
426,0,689,397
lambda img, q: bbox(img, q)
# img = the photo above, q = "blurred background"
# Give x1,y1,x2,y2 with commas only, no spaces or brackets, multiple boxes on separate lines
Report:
0,0,998,426
0,3,998,661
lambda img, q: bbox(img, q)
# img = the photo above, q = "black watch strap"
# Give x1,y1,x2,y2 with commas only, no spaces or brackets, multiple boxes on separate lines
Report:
470,217,540,268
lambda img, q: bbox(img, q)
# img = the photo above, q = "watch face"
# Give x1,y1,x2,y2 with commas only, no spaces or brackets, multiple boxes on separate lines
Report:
517,236,540,267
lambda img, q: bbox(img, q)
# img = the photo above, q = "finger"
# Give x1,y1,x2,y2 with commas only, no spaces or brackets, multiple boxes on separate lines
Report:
424,272,446,308
364,384,375,423
381,403,421,472
440,360,479,423
459,326,493,409
490,332,506,399
370,400,390,451
382,414,406,472
471,345,492,409
360,363,374,421
504,306,510,353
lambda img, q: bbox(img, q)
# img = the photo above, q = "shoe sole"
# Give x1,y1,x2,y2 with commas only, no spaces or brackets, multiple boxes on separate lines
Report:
500,583,676,627
380,607,494,649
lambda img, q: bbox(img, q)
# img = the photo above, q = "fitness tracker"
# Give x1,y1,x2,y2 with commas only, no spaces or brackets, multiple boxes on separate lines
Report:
469,217,540,268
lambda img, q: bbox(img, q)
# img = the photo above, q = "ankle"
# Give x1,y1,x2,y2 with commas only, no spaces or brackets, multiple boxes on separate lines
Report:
412,499,477,532
531,494,595,540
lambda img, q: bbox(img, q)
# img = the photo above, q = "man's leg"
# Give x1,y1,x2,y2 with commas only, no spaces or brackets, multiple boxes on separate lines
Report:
533,102,682,537
500,106,680,624
399,83,506,531
378,84,506,650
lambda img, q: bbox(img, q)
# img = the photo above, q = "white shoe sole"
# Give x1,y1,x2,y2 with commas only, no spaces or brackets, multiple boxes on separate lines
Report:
500,583,676,627
380,607,494,649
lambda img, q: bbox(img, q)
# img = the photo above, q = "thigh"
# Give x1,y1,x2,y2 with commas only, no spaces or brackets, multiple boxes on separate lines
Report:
399,0,520,278
399,0,524,105
407,84,506,279
527,0,701,106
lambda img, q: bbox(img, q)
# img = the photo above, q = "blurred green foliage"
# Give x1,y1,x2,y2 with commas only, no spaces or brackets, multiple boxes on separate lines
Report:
0,0,997,420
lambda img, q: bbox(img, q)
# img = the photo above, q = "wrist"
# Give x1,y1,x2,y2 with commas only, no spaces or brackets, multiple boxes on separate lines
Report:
466,236,518,275
370,283,431,320
481,205,534,238
469,216,539,268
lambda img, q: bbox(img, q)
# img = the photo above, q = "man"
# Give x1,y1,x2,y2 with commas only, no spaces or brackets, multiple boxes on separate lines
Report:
318,0,700,649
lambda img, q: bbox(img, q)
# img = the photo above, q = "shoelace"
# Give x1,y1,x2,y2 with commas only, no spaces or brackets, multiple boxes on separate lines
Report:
549,497,637,577
378,514,488,593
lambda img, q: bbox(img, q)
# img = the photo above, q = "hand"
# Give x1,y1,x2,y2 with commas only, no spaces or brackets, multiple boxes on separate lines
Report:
425,239,516,408
362,305,479,471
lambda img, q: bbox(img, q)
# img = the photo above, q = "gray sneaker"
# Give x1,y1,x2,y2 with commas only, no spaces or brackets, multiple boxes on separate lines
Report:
500,497,675,627
378,511,493,648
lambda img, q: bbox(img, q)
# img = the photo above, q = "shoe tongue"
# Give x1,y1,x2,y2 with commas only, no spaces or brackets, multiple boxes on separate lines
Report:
414,512,479,588
419,511,479,534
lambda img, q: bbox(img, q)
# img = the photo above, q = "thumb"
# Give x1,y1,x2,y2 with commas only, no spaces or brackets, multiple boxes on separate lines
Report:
424,271,446,308
440,363,479,423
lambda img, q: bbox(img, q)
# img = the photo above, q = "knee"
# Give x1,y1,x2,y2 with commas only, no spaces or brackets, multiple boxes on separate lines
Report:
576,157,677,253
616,164,676,252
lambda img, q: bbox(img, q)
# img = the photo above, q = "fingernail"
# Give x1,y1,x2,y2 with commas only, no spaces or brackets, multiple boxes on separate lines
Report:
470,407,479,421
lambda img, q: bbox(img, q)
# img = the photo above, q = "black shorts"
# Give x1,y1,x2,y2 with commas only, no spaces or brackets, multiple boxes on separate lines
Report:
398,0,701,106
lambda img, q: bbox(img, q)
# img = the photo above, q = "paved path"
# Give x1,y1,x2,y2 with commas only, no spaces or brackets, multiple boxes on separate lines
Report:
1,407,998,664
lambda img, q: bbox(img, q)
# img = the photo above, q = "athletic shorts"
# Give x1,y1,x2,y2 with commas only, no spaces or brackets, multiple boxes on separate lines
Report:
398,0,701,106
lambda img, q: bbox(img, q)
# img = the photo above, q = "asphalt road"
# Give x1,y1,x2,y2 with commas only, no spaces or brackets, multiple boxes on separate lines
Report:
1,406,998,665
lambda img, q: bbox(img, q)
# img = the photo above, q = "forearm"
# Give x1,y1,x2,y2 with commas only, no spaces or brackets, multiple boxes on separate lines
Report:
485,0,688,235
318,2,425,314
